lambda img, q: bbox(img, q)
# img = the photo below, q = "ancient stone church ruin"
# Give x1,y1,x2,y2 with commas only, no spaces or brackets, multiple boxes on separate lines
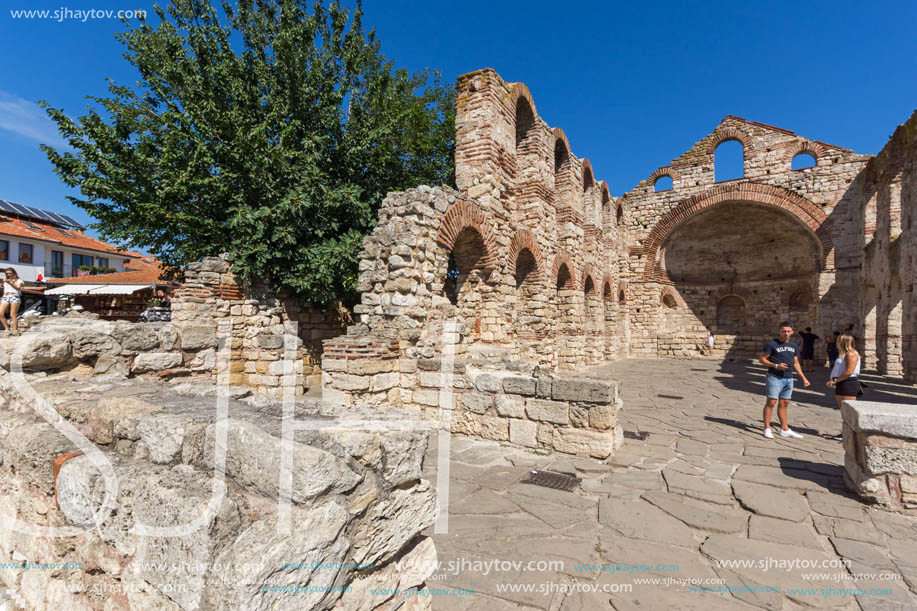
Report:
321,68,915,391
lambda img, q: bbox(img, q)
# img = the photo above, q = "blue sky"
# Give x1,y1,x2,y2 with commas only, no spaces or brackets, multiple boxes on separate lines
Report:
1,0,915,240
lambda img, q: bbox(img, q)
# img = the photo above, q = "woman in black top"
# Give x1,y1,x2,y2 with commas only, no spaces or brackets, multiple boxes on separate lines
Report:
825,331,839,368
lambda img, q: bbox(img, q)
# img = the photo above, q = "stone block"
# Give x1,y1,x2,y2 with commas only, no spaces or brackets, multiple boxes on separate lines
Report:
536,423,553,445
570,405,589,428
526,399,569,425
370,372,400,392
510,419,538,448
842,400,917,438
590,401,619,430
462,392,493,415
178,324,218,350
132,352,182,373
474,374,503,393
321,358,348,372
348,359,395,375
330,373,371,391
452,411,481,436
552,428,615,459
479,416,510,442
495,394,525,418
551,378,616,404
412,389,441,407
503,376,536,396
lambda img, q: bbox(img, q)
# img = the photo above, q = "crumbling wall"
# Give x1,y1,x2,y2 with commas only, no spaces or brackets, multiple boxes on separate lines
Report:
172,256,347,395
0,370,436,611
620,116,871,358
860,110,917,381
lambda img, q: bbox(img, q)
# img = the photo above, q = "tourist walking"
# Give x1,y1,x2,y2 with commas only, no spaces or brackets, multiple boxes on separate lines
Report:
825,331,839,367
827,332,862,403
706,329,715,356
759,321,810,439
799,327,819,372
0,268,23,336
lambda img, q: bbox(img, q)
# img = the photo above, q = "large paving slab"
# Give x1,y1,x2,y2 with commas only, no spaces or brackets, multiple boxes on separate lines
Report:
420,359,917,610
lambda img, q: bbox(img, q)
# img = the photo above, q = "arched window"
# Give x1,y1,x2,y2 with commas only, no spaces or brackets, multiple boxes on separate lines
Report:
603,282,612,302
584,276,595,296
515,98,536,149
616,204,623,224
515,248,537,289
556,264,572,290
716,295,746,331
444,227,485,306
792,152,816,170
583,166,594,192
618,289,626,304
662,293,677,309
715,140,744,182
654,175,673,192
554,140,569,175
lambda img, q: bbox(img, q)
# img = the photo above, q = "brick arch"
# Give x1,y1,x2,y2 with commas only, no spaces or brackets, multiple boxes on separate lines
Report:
600,181,611,204
660,286,679,307
508,229,544,279
553,128,571,172
581,263,596,293
788,140,828,161
436,200,499,273
641,183,833,281
509,82,539,121
602,275,614,301
707,126,752,154
710,288,749,306
552,252,576,289
582,158,595,192
648,166,680,185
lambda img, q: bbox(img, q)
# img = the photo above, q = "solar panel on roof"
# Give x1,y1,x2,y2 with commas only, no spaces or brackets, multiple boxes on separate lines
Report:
0,200,85,230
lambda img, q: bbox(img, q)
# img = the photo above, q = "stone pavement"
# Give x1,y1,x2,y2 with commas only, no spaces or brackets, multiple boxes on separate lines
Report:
420,359,917,611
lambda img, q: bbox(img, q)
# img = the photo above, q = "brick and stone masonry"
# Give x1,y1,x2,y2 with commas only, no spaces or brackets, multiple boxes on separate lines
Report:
842,400,917,509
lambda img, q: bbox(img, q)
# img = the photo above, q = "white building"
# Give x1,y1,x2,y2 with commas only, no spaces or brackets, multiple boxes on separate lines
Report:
0,199,140,282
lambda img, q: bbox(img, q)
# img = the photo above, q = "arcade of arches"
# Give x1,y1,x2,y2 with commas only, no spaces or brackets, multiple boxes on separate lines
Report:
333,68,916,391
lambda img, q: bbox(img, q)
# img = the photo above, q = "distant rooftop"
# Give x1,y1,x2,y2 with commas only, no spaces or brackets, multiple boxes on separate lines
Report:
0,199,84,230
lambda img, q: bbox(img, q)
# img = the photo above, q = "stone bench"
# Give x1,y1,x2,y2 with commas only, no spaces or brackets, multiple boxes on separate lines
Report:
842,400,917,509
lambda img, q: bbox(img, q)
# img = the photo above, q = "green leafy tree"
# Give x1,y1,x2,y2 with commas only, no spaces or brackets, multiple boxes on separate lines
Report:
41,0,454,305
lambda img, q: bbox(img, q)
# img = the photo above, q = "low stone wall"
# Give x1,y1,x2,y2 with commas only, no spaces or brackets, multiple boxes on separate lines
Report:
326,351,624,459
173,256,347,395
0,372,436,610
1,314,216,380
842,400,917,509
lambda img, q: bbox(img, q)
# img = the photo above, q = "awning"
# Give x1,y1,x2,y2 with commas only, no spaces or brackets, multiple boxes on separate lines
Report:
87,284,152,295
44,284,104,295
43,284,151,296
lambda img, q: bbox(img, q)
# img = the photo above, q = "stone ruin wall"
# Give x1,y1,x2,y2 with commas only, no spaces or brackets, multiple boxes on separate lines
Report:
860,110,917,379
0,337,437,611
171,256,347,396
620,117,871,360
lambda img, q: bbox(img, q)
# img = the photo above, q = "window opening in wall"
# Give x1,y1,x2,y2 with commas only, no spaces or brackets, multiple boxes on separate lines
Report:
618,290,625,303
792,152,816,170
584,276,595,295
789,289,812,312
18,243,33,264
556,264,571,290
444,253,460,306
616,204,623,224
515,98,535,149
515,249,536,289
583,167,593,192
554,140,568,174
654,175,672,192
662,293,677,309
715,140,744,182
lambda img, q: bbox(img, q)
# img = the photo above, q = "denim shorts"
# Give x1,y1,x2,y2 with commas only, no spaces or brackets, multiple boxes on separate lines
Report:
765,374,793,399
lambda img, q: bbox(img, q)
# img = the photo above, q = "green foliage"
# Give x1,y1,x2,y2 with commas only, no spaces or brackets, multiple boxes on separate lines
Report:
41,0,455,306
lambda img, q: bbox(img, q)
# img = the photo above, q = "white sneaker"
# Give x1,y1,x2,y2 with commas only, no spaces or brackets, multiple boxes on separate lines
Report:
763,428,774,439
780,428,804,439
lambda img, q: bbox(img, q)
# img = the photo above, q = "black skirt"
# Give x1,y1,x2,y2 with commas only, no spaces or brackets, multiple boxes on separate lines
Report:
835,377,862,396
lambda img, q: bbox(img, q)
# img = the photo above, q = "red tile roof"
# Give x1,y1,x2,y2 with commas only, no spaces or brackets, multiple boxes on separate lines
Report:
47,260,173,285
0,216,139,257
